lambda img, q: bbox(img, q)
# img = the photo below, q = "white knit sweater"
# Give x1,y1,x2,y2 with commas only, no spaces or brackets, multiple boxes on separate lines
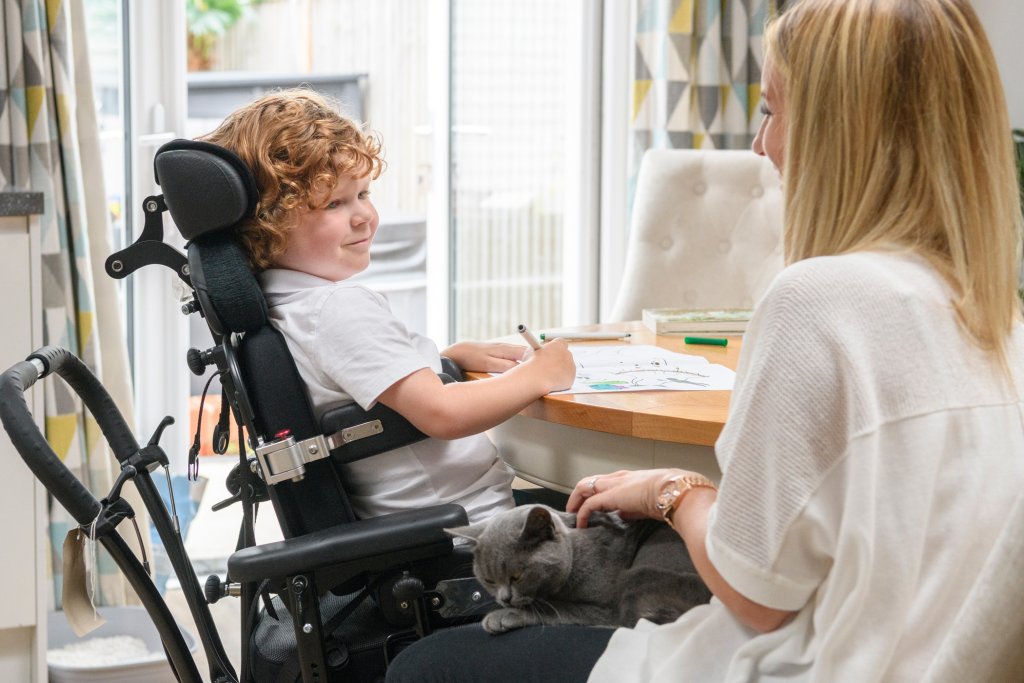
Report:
590,250,1024,683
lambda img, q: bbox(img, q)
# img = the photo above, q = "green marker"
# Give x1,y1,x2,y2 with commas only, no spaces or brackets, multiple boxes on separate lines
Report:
684,336,729,347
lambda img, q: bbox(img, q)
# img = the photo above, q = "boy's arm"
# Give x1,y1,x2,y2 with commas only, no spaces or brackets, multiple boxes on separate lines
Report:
375,339,575,440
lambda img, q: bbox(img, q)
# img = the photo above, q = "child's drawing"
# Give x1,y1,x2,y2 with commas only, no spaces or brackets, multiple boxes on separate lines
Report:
555,345,735,394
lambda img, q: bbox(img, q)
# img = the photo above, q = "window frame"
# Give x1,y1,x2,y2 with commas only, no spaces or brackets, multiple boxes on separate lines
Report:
128,0,191,467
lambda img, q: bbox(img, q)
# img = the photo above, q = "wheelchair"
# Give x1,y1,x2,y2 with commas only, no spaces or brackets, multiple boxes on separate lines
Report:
0,139,497,683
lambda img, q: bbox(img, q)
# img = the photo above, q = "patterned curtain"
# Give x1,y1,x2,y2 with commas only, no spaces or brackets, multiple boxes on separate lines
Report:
0,0,144,607
630,0,781,202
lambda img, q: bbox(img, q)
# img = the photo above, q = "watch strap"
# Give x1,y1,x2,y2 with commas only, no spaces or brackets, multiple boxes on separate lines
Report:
658,474,716,529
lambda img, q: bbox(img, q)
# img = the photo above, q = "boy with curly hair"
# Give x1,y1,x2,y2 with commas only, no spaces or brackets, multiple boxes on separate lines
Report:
202,89,574,523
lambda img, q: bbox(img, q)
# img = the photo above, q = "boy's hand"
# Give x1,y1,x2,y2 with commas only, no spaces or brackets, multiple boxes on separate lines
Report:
520,337,575,393
442,341,525,372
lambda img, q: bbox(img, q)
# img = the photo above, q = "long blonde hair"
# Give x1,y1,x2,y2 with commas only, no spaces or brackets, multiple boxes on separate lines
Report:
767,0,1023,363
200,89,383,271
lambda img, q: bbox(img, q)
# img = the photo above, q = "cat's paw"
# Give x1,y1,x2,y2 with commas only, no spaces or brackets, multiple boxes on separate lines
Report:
482,608,534,634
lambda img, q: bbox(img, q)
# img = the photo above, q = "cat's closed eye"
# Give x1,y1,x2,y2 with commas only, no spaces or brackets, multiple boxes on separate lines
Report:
510,570,523,583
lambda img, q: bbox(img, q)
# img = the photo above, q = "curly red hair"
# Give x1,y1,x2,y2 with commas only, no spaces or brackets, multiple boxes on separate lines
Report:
199,88,384,271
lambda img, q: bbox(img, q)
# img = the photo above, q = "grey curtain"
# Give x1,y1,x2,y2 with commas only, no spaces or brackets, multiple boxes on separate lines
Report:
1,0,143,607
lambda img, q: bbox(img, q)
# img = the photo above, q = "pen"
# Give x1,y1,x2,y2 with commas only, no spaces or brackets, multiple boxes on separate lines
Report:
684,336,729,347
540,331,632,341
517,323,542,350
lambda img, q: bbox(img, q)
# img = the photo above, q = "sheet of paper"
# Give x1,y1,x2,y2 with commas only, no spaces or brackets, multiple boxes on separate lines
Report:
554,344,735,394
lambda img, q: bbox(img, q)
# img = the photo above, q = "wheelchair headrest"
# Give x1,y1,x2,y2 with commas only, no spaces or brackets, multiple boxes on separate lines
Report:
155,140,267,335
154,139,259,241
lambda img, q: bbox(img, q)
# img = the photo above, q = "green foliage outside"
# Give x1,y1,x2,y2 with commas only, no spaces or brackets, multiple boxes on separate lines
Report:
186,0,254,36
185,0,262,70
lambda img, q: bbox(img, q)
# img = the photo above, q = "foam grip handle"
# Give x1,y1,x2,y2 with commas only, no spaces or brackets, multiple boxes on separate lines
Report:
27,345,73,376
0,359,100,524
34,348,140,462
0,347,142,525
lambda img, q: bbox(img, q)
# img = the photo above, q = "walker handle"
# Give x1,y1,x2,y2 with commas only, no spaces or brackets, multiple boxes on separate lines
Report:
0,346,140,524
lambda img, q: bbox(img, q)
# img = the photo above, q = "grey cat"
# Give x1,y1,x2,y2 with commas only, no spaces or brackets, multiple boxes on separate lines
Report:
447,504,711,633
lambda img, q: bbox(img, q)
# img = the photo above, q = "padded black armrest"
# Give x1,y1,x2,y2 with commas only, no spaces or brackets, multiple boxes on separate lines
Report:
227,504,468,583
322,401,426,464
320,361,463,465
440,356,464,382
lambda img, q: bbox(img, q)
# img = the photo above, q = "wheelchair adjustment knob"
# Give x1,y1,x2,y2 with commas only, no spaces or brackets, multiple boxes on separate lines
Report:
391,573,425,610
187,347,215,376
392,572,432,638
204,574,239,604
212,424,230,454
204,574,223,603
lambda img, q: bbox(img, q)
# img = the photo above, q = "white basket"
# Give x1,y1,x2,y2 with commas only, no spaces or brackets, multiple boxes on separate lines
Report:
47,606,197,683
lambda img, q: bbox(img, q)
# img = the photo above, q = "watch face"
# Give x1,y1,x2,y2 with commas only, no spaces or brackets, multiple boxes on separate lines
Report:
656,479,680,514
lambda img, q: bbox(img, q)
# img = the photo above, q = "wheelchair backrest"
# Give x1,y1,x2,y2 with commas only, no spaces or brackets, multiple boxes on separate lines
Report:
153,140,357,536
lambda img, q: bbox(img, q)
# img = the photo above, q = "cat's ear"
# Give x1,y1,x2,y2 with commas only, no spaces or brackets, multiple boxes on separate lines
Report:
445,523,483,545
520,505,557,545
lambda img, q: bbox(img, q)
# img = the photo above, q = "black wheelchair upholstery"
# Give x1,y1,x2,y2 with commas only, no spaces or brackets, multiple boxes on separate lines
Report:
155,138,491,681
0,139,491,683
155,138,431,535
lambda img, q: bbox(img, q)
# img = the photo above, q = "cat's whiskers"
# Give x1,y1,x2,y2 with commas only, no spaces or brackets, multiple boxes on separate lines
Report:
524,602,548,632
533,597,563,621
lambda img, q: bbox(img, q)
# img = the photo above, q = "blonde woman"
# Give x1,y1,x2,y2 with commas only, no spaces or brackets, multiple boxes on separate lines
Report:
387,1,1024,681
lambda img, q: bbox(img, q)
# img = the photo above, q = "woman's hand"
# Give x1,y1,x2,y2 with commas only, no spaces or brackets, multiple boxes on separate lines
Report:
567,468,688,528
569,469,795,632
442,341,525,372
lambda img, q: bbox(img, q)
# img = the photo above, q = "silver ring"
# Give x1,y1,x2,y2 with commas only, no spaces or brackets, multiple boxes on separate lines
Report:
587,477,598,494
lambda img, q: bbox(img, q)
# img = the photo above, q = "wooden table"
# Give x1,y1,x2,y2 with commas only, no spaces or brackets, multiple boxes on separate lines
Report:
469,321,741,493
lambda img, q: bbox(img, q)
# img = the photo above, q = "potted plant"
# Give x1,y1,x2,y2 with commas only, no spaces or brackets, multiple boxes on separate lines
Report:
186,0,258,72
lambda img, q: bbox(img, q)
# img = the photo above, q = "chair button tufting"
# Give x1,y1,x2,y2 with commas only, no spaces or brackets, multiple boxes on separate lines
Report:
751,185,764,198
693,182,707,195
660,237,674,250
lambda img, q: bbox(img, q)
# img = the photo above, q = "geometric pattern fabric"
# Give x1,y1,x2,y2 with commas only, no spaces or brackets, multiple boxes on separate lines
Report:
1,0,139,608
630,0,782,212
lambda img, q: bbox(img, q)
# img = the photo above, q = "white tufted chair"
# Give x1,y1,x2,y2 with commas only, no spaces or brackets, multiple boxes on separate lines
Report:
609,149,785,322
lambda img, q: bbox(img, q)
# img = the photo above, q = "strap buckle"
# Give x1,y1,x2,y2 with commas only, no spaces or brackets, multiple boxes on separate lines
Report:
253,434,330,485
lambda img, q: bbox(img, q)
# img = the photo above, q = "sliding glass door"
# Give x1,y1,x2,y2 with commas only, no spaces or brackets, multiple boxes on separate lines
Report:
120,0,603,453
449,0,600,341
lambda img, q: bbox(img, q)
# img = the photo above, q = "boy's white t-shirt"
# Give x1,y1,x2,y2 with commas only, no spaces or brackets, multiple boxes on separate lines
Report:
259,268,514,523
589,250,1024,682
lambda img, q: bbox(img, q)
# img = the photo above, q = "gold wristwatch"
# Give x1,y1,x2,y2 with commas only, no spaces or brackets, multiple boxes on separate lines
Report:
655,474,717,530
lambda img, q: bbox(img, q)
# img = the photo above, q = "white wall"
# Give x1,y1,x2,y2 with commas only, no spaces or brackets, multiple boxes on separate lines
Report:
973,1,1024,129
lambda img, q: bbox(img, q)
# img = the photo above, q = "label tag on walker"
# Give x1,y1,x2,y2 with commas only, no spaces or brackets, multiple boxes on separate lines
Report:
61,529,106,637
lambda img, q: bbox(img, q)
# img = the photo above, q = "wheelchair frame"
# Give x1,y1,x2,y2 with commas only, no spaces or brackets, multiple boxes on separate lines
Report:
0,140,489,683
